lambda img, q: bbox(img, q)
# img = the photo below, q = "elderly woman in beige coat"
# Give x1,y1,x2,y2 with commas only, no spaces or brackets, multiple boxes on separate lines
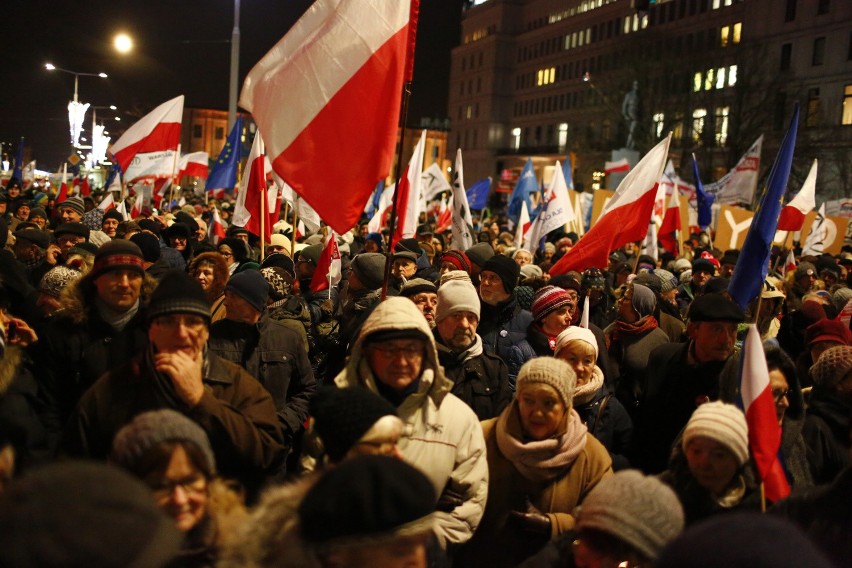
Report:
458,357,612,567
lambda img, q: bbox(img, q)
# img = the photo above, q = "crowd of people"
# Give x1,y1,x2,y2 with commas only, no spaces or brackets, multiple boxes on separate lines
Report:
0,177,850,568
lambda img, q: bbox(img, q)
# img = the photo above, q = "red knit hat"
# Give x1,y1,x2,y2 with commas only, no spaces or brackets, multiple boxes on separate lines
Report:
440,250,471,273
531,285,575,322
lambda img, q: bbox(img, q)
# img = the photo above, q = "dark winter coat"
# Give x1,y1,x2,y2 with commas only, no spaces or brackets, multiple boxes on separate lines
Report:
802,387,852,485
574,384,633,471
434,333,512,420
479,297,535,387
0,346,51,471
63,352,285,492
208,312,316,442
631,342,729,474
603,323,671,418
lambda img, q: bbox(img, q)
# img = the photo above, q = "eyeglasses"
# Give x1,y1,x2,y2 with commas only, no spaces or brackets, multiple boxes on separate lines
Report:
150,475,207,499
772,389,791,404
369,344,424,360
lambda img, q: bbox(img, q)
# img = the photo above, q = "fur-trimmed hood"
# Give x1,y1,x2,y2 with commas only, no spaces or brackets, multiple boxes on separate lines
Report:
56,272,159,324
334,296,452,407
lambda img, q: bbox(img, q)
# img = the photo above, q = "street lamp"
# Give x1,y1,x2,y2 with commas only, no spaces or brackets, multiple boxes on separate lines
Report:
44,63,108,103
228,0,241,130
45,63,109,147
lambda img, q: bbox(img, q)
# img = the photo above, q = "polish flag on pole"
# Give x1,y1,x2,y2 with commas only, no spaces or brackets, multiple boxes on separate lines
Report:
658,187,681,254
392,130,427,247
239,0,419,235
98,192,116,212
310,232,342,293
80,176,91,197
232,132,278,243
57,163,69,203
514,199,531,249
739,324,791,503
116,200,129,221
777,159,817,231
177,152,210,180
784,250,797,274
551,134,672,275
208,207,226,245
110,95,184,174
436,195,453,234
604,158,630,174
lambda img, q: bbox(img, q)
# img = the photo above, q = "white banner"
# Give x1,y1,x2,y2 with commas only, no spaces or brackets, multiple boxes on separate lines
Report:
705,135,762,205
124,150,179,183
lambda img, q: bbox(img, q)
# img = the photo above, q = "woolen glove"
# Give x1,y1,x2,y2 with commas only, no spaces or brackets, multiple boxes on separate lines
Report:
506,497,551,538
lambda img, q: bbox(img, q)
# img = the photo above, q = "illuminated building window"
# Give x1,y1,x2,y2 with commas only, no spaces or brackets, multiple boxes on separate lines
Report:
705,68,715,91
693,72,702,92
715,106,729,145
728,65,738,86
693,108,707,142
716,67,726,89
558,123,568,151
720,26,729,47
653,112,665,138
732,22,741,43
843,85,852,125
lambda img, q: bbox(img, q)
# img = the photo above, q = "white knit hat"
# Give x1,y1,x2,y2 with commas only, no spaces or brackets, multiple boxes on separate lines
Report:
554,326,598,359
516,357,576,407
682,401,749,466
436,278,480,322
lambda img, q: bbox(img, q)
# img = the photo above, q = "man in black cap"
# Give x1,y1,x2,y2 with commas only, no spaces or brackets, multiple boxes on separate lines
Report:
33,240,157,445
631,292,745,473
208,270,315,463
477,255,534,386
400,278,438,328
12,228,52,287
676,257,716,315
395,237,438,284
53,222,90,264
64,271,285,491
100,209,123,239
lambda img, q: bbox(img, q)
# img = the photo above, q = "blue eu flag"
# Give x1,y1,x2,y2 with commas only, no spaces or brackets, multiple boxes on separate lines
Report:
466,177,491,210
507,158,538,226
206,116,243,193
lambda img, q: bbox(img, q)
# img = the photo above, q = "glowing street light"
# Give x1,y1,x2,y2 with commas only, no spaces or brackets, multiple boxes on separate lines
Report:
114,33,134,54
45,63,108,146
44,63,108,103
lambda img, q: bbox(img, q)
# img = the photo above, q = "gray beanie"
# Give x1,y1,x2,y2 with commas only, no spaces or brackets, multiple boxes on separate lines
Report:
350,253,387,290
832,287,852,313
60,196,85,217
654,269,678,293
682,401,749,466
436,278,480,322
631,283,657,318
516,357,576,408
111,409,216,475
576,470,685,561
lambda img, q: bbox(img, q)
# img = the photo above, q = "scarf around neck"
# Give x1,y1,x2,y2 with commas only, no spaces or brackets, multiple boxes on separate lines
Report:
495,401,588,482
612,314,658,342
572,366,605,406
95,297,140,331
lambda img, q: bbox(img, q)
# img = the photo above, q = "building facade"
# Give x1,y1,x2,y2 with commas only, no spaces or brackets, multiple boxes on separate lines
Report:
448,0,852,202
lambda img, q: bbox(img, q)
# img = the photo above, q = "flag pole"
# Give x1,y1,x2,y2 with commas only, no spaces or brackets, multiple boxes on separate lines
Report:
381,81,414,301
168,144,182,211
291,211,299,258
260,181,266,261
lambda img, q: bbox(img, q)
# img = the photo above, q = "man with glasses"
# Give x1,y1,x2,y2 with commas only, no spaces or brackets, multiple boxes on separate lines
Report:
334,296,488,552
65,271,285,492
53,222,90,264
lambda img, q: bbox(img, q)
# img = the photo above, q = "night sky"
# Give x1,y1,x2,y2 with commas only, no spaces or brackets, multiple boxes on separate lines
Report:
0,0,463,172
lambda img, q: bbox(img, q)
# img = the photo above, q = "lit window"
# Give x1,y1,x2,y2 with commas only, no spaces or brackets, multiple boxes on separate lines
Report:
632,14,639,32
705,68,715,91
728,65,738,86
537,70,544,86
558,123,568,150
466,105,473,119
693,108,707,142
624,17,630,34
586,28,591,43
694,72,703,92
733,23,741,44
843,85,852,125
716,67,726,89
549,67,555,83
572,32,578,47
713,0,721,8
642,14,648,29
715,106,729,145
511,127,521,149
720,26,730,47
653,112,665,138
672,113,684,142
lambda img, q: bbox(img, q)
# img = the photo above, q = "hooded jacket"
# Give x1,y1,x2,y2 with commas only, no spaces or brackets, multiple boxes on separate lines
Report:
334,297,488,547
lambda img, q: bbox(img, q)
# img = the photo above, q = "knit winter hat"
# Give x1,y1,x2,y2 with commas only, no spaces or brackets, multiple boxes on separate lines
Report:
672,258,692,274
516,357,576,408
794,261,816,280
225,270,270,313
436,278,480,322
520,263,543,280
0,461,182,568
631,283,657,318
350,252,387,290
400,278,437,298
654,269,678,293
481,255,520,293
298,456,436,549
54,222,90,240
111,409,216,475
531,286,574,322
147,270,211,324
260,251,297,278
299,244,323,266
554,326,598,359
310,387,401,463
59,196,85,217
260,266,293,301
633,272,662,295
576,470,684,561
805,318,852,347
102,208,123,223
38,265,82,298
809,346,852,388
91,239,145,280
130,232,161,262
440,250,471,273
465,242,495,268
682,401,749,466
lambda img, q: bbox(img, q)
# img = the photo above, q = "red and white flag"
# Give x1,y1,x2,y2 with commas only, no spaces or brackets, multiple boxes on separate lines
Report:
310,232,342,293
208,207,226,244
98,192,116,212
80,176,91,197
551,134,672,275
658,187,681,254
580,294,590,329
57,163,69,203
777,158,817,231
110,95,184,178
524,161,574,252
232,133,279,243
784,250,797,274
367,183,395,234
514,199,531,249
177,151,210,180
239,0,419,235
604,158,630,174
436,195,452,234
642,218,658,261
392,130,427,247
740,324,791,502
116,200,129,221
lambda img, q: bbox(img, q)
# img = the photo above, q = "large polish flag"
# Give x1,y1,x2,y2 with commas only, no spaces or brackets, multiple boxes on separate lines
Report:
551,134,671,275
739,324,791,502
232,132,279,243
110,95,184,177
239,0,420,235
777,158,817,231
658,186,681,254
177,152,210,180
310,232,342,293
392,130,427,247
